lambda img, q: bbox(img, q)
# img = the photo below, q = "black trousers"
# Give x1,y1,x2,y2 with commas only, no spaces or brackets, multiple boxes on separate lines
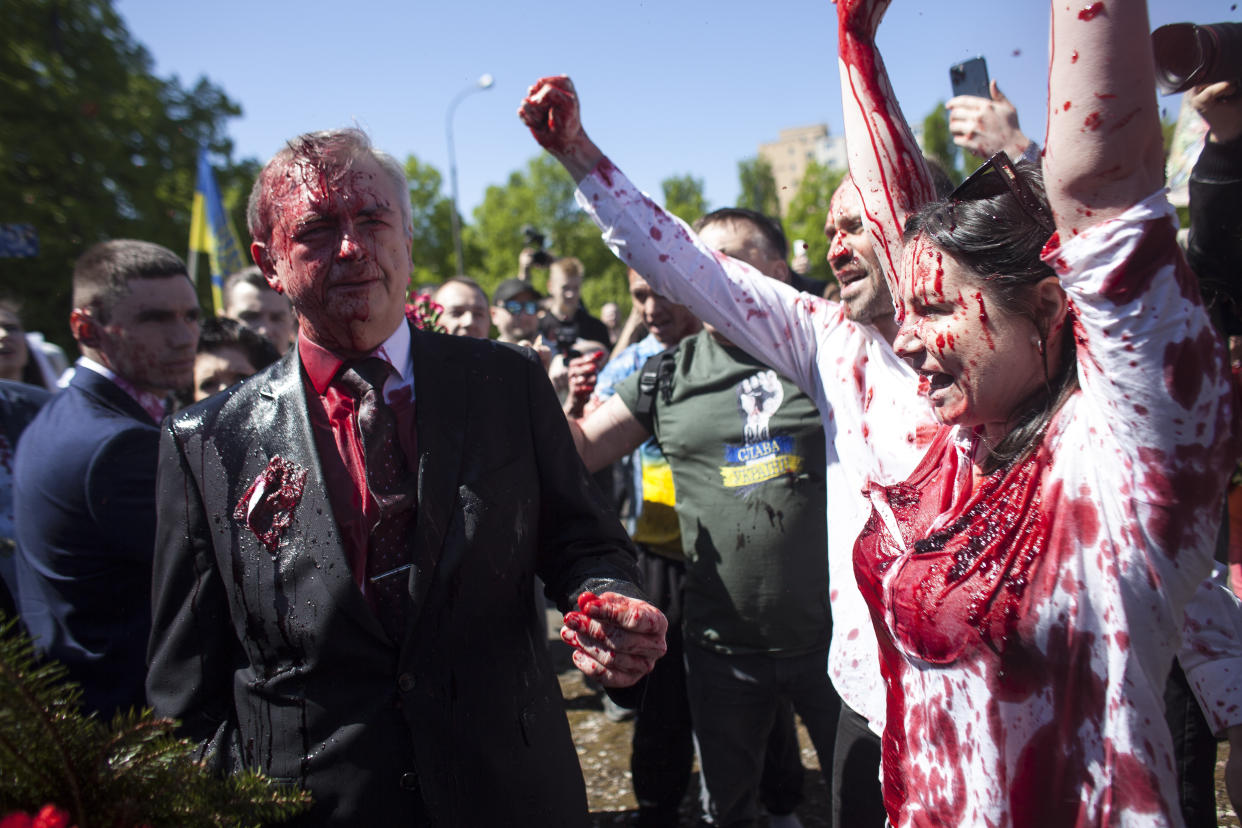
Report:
1166,659,1218,828
625,546,806,826
831,703,887,828
630,547,694,826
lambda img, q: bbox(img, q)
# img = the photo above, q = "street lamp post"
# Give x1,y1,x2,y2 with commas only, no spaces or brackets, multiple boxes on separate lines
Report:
445,73,494,276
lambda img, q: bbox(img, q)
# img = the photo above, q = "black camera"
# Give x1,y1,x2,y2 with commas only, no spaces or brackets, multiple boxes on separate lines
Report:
555,322,580,360
1152,22,1242,94
522,225,555,267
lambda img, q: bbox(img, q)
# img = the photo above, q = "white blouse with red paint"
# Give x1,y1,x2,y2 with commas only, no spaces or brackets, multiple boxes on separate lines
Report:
852,192,1240,827
576,162,937,731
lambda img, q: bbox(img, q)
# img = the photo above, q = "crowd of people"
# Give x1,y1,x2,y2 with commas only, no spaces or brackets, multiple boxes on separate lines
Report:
3,0,1242,826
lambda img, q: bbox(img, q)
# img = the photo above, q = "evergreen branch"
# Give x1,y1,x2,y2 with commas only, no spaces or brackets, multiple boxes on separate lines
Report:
0,614,311,826
0,614,85,818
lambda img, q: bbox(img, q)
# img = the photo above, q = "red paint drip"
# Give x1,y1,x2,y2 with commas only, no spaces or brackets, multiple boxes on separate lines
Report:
577,590,602,613
974,291,995,351
1078,2,1105,21
1083,112,1103,131
595,158,617,188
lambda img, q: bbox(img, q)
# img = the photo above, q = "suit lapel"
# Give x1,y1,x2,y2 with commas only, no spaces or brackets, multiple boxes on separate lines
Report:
72,368,158,424
255,349,390,645
403,329,468,638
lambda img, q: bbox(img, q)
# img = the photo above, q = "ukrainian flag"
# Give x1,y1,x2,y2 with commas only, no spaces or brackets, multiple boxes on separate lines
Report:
189,148,247,313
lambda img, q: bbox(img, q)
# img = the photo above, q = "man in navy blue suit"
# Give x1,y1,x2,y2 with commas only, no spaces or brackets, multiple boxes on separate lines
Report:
14,239,200,717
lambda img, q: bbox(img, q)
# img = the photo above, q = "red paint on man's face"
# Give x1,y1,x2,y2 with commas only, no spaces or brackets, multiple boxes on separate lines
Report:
826,184,893,324
893,237,1047,442
260,155,411,357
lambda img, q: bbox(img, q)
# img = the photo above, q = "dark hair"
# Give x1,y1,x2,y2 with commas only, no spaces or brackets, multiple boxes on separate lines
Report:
694,208,788,260
221,265,271,310
902,159,1076,474
923,156,958,200
434,275,488,304
72,240,188,322
197,316,281,373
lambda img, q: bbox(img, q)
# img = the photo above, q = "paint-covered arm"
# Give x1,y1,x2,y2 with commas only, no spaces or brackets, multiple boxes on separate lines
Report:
835,0,935,293
519,73,838,398
1038,0,1236,576
573,164,830,401
1043,0,1165,234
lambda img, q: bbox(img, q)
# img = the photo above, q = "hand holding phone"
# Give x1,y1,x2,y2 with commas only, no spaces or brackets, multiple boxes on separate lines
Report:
950,56,990,99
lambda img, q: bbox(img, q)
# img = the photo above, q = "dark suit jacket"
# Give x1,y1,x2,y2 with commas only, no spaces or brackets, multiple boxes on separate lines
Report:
1,379,54,618
147,327,643,826
13,368,160,718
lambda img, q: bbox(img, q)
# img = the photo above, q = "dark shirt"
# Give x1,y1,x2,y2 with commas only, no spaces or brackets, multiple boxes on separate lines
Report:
539,304,611,349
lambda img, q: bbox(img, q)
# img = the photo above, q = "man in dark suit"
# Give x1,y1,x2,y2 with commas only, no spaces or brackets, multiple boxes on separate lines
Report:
145,128,667,825
14,240,200,717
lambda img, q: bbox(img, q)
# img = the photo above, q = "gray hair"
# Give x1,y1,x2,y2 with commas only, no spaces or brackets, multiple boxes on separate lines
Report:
246,128,413,248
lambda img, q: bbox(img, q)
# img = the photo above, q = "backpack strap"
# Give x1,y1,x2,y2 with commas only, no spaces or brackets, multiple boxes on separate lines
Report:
633,347,677,426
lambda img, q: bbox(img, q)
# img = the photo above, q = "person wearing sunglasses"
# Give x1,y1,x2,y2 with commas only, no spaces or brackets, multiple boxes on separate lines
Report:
490,277,543,345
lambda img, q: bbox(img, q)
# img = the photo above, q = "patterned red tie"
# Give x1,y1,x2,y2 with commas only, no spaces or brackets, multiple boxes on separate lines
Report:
336,358,415,641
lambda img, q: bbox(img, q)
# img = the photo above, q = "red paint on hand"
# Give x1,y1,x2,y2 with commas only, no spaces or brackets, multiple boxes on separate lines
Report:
577,590,602,613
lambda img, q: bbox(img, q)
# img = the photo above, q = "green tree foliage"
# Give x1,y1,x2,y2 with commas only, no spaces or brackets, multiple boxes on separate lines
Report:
403,154,462,288
782,160,846,285
0,615,309,826
470,154,627,315
737,157,781,219
1,0,248,350
921,100,966,187
660,174,708,226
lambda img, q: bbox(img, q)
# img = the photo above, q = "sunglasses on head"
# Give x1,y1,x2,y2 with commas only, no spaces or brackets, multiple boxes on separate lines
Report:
949,151,1056,236
501,299,540,316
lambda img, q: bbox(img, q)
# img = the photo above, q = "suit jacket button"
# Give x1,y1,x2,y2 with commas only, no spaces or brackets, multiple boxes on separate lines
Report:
398,672,415,693
400,771,418,790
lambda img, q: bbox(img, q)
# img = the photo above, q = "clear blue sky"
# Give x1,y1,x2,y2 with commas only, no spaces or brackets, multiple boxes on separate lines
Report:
116,0,1238,217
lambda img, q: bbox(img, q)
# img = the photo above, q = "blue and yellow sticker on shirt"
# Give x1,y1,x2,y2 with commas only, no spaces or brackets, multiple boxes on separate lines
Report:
719,370,806,488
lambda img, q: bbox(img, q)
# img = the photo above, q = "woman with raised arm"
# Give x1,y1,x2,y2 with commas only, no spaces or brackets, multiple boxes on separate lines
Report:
837,0,1238,824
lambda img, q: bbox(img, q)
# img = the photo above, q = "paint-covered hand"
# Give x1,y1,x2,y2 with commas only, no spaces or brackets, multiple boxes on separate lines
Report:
561,591,668,688
563,350,606,417
518,75,605,181
947,80,1033,160
833,0,890,38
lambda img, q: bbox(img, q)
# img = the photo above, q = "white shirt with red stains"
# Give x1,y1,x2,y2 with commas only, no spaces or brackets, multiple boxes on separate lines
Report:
576,162,937,731
577,164,1242,761
851,192,1240,827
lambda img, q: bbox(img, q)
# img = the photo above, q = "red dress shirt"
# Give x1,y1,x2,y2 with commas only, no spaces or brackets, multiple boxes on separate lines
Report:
298,325,416,602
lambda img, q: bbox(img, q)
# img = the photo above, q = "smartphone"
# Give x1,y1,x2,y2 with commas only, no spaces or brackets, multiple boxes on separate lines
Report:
950,56,990,98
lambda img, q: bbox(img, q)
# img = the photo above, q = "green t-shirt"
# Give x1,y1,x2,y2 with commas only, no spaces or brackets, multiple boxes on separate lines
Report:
616,330,830,656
